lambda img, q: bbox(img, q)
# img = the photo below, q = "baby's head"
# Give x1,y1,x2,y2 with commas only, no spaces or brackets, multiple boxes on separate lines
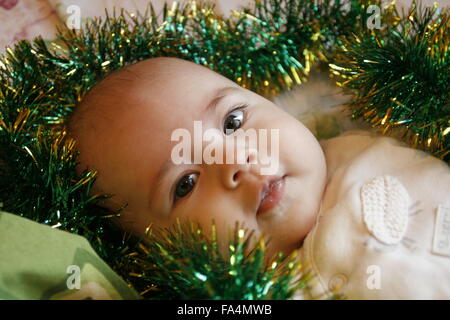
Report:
68,57,327,258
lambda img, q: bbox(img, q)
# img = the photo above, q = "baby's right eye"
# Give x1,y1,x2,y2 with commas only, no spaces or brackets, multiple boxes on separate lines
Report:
223,106,246,135
174,173,199,201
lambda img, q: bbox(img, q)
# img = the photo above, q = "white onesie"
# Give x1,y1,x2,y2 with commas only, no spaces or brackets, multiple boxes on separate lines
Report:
296,130,450,299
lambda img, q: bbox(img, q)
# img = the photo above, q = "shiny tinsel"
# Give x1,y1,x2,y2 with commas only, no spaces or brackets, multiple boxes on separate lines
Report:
330,1,450,161
118,221,327,300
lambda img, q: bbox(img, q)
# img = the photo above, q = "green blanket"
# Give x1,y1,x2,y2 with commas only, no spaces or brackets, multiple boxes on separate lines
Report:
0,211,140,300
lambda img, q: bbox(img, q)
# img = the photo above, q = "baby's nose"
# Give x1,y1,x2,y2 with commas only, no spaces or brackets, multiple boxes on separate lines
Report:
222,149,258,189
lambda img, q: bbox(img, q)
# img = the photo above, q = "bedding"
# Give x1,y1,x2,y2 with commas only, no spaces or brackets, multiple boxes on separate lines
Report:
0,210,140,299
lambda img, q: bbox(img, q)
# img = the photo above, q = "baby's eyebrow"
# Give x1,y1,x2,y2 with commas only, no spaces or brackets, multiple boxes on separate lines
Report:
154,159,174,185
149,159,175,206
204,86,240,113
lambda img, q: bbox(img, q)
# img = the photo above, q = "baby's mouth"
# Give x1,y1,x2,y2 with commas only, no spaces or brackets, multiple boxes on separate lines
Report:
256,175,286,216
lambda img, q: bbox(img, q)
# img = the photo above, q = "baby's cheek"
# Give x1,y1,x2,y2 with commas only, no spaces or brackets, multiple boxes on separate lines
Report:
172,197,249,237
122,206,171,236
171,200,221,228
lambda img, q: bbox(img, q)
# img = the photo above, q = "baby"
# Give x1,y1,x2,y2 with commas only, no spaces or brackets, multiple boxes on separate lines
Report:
68,57,450,299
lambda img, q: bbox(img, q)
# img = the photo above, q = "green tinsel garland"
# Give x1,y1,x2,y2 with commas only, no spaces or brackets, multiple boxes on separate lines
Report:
0,0,447,299
330,2,450,161
120,221,326,299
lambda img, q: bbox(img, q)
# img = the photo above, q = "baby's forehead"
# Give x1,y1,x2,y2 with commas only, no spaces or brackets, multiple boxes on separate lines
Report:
72,57,236,142
105,57,210,87
86,57,201,95
71,56,244,144
92,57,225,106
74,58,182,120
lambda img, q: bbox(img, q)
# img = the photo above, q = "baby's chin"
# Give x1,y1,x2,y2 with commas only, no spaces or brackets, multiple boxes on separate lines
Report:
267,181,322,257
262,238,304,264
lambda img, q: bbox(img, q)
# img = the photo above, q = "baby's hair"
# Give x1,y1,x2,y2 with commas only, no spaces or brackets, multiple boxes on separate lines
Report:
67,66,137,137
67,57,178,137
65,65,141,213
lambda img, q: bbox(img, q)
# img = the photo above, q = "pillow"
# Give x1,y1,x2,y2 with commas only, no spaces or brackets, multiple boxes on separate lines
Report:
272,71,371,140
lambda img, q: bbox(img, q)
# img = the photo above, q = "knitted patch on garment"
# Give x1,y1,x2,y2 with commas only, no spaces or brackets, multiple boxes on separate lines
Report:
361,175,410,245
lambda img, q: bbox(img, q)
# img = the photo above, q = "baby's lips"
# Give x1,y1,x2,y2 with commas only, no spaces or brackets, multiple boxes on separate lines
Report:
256,175,286,216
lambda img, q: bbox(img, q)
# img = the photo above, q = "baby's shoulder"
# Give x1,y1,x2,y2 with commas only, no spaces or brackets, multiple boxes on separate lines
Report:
319,129,402,161
320,129,450,226
320,129,448,180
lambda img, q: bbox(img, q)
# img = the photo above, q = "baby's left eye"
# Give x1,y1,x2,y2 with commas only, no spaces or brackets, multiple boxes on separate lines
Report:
174,173,198,202
223,108,245,135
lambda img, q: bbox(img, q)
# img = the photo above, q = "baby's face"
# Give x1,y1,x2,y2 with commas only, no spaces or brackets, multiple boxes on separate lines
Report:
70,57,327,258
